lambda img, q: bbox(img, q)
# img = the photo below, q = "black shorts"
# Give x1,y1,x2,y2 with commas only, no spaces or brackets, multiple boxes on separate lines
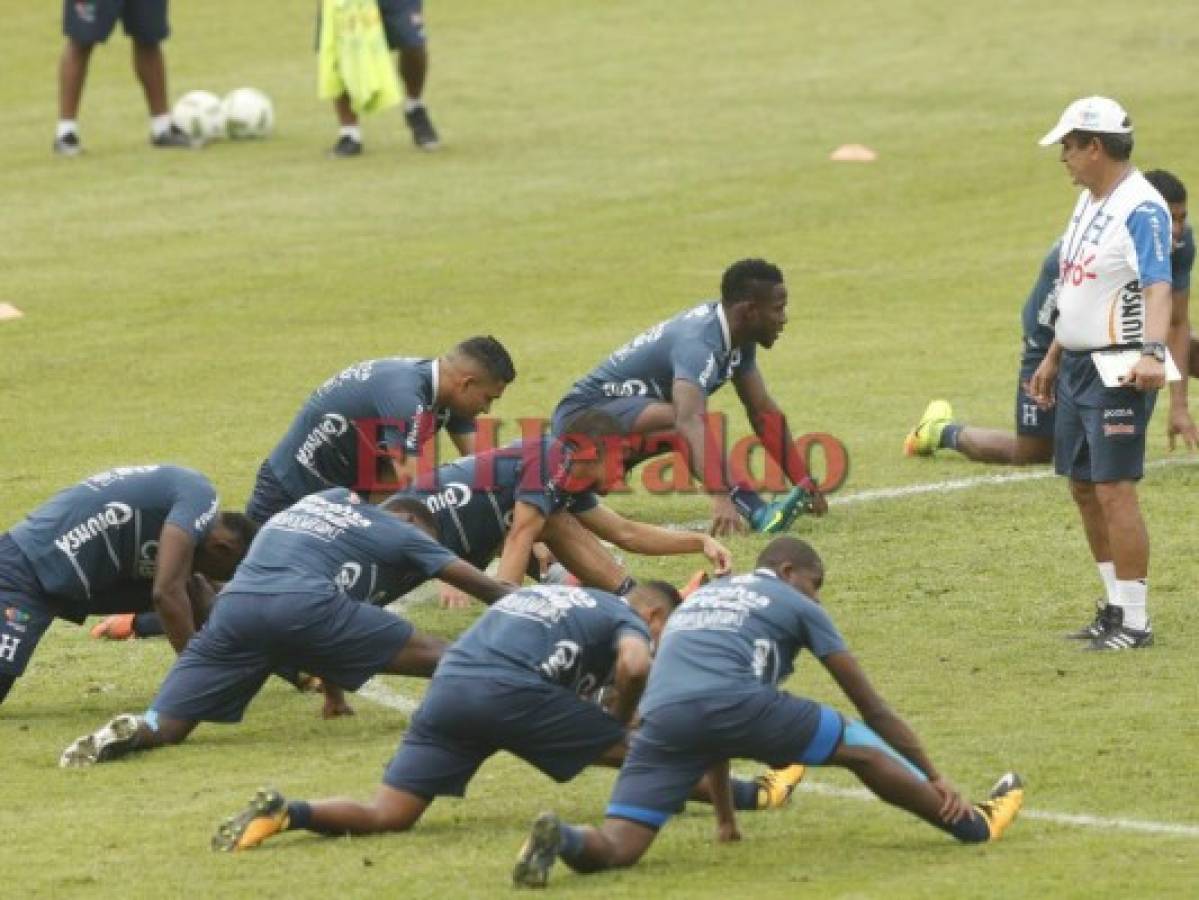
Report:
1054,350,1157,483
63,0,170,46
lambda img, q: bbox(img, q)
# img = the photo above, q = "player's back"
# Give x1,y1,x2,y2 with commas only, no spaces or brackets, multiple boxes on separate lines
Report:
227,488,453,604
436,585,649,695
639,570,845,715
7,465,217,616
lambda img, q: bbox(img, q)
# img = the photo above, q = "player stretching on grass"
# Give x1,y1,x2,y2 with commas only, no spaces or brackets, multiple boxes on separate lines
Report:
551,259,829,537
904,168,1197,463
210,582,797,851
59,490,510,766
511,537,1024,888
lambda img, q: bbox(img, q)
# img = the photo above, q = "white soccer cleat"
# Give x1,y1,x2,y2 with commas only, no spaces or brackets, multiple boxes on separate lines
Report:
59,714,141,768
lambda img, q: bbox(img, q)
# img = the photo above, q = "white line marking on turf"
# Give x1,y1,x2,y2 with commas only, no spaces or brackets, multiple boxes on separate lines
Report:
789,779,1199,838
670,456,1198,530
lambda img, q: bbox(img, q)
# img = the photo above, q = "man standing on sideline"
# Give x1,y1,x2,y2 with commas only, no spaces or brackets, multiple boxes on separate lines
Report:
1028,97,1173,651
329,0,440,157
904,169,1197,463
54,0,191,155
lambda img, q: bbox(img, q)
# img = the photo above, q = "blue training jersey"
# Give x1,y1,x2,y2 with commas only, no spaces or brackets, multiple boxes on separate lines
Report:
266,358,476,501
561,302,758,407
435,585,651,693
639,569,847,715
397,436,600,577
1021,224,1194,354
226,488,457,603
6,465,218,622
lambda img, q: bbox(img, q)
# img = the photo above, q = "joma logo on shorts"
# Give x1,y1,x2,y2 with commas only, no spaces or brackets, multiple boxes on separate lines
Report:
1103,408,1134,418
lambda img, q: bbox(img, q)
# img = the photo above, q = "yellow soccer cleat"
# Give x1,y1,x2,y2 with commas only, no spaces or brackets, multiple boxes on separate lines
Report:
903,400,954,457
755,764,807,809
975,772,1024,840
212,788,290,852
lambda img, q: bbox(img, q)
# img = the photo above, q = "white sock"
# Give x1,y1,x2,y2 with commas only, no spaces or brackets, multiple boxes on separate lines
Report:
1096,561,1118,605
339,125,362,142
1113,579,1149,631
150,114,172,138
403,97,424,113
56,119,78,139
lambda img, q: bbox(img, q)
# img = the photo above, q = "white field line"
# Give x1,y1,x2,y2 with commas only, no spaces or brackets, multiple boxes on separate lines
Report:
358,459,1199,838
668,455,1198,530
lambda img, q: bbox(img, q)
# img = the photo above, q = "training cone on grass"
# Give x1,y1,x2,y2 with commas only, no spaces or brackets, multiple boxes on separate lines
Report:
830,144,878,162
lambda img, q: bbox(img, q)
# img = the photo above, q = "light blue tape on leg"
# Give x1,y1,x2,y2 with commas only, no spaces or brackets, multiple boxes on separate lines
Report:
843,720,927,780
144,709,159,732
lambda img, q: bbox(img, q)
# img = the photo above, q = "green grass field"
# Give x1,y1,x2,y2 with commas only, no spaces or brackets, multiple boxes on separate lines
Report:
2,1,1198,896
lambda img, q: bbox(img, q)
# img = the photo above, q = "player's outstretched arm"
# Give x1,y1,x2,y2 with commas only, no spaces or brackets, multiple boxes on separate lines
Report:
496,501,547,586
437,559,513,606
574,505,732,575
151,524,201,653
733,370,827,515
671,380,743,536
608,635,652,725
1165,284,1197,449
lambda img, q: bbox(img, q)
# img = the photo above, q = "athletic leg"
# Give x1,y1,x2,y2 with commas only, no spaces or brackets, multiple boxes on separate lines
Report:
381,631,446,678
131,41,168,116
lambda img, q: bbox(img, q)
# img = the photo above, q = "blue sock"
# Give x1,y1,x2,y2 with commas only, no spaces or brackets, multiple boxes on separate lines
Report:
133,612,165,638
286,800,312,831
731,778,759,811
945,808,990,843
558,824,585,862
729,484,765,520
939,423,963,450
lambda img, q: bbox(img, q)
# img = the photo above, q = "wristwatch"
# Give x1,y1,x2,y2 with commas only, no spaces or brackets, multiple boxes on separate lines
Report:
1141,341,1167,362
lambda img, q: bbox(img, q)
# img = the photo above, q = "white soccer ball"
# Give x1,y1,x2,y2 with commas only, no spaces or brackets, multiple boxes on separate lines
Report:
222,88,274,140
171,90,225,143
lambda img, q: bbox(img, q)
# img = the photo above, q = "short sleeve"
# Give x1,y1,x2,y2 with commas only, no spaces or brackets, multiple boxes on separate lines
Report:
670,334,723,389
164,478,219,543
1172,228,1195,292
607,600,651,650
383,519,459,577
1125,202,1173,288
371,369,431,455
796,598,848,658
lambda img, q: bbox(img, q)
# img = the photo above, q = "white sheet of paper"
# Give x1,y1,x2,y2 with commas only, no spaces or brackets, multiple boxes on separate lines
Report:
1090,349,1182,387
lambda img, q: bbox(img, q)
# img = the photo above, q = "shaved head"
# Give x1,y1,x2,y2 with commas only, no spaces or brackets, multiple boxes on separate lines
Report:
756,537,822,575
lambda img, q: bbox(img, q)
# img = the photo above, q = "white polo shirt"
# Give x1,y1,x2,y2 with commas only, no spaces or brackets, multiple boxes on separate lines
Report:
1053,169,1172,351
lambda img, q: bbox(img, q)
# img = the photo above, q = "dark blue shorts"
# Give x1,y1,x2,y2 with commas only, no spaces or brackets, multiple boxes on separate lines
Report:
1054,351,1157,483
63,0,169,46
0,535,57,678
607,691,843,828
244,460,299,525
551,393,654,436
379,0,426,49
383,675,625,798
150,589,413,723
1016,350,1055,438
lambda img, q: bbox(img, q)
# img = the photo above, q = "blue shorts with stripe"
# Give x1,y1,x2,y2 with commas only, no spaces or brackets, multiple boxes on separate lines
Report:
151,588,412,723
384,675,625,798
607,690,842,828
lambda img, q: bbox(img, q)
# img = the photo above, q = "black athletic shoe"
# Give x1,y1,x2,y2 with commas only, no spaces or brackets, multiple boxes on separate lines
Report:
1065,599,1116,640
53,132,82,156
404,106,440,150
1085,607,1153,651
329,135,363,158
151,124,193,149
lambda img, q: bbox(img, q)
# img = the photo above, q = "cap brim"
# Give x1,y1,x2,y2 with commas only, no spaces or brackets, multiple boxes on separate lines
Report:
1038,123,1071,147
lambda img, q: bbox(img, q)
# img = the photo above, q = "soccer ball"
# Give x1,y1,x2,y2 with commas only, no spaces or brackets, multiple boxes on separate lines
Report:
171,90,225,143
222,88,274,140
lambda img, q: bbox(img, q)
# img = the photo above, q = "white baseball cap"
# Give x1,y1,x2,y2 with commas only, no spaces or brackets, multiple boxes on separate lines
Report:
1038,96,1133,147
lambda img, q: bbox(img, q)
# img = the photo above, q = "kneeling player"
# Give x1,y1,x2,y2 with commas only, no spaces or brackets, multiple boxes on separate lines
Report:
0,465,255,707
511,537,1024,888
59,490,510,766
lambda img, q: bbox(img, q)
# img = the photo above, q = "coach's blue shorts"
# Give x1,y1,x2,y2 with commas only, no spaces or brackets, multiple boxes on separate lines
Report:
607,690,843,828
551,393,654,436
1054,351,1157,483
63,0,169,46
244,460,299,526
383,675,625,798
1015,349,1055,439
150,589,413,723
0,535,57,678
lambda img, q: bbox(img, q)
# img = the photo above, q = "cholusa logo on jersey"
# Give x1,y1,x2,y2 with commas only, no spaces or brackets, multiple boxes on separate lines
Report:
53,502,134,557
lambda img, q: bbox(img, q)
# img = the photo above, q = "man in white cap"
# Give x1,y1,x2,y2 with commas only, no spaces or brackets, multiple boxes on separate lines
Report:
1027,96,1173,651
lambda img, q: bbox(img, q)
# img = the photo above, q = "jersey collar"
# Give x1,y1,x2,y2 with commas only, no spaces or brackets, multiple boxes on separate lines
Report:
753,567,779,579
715,302,732,352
